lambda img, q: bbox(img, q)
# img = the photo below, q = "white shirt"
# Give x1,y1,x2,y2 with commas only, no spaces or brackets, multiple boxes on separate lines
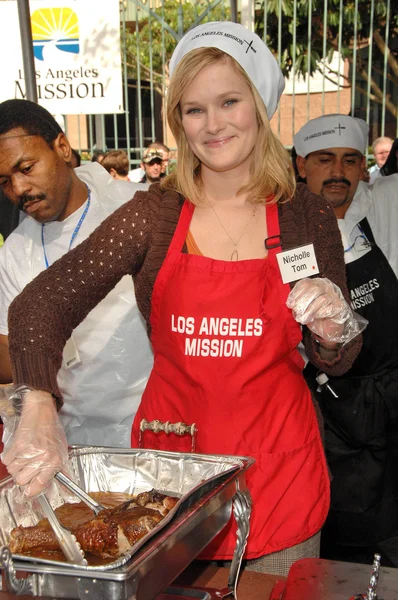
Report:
338,174,398,277
0,163,153,447
128,167,145,183
368,164,381,185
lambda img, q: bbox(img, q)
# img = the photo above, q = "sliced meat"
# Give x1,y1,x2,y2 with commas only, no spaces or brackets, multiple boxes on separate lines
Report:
10,524,59,553
9,490,178,559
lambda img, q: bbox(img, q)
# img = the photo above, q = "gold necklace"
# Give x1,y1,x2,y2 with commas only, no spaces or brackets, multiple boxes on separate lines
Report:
210,203,257,261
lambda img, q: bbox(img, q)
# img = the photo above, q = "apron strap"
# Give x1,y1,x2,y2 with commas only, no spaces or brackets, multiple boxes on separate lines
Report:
359,217,376,245
169,200,194,252
264,201,282,258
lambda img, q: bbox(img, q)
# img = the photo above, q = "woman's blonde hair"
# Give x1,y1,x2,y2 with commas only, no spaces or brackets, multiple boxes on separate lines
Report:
162,47,295,205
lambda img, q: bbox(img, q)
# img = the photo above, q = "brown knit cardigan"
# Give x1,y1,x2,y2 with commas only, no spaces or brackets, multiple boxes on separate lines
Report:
8,182,361,406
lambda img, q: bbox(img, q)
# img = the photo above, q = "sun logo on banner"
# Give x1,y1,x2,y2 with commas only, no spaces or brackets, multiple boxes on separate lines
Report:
31,7,79,61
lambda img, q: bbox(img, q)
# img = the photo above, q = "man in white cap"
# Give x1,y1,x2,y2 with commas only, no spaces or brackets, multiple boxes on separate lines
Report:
294,114,398,561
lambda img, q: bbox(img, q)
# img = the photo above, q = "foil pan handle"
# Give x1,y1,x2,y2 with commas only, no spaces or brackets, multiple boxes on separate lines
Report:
139,419,197,451
228,488,253,599
0,546,36,595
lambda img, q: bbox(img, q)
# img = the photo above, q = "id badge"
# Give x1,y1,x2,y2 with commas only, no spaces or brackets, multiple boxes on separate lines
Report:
63,335,82,369
276,243,320,284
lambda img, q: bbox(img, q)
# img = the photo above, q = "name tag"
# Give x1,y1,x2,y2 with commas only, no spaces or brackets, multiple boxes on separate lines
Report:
63,335,82,369
276,243,320,284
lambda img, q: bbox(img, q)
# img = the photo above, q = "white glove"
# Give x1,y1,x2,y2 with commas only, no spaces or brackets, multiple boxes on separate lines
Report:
1,386,69,497
286,277,368,345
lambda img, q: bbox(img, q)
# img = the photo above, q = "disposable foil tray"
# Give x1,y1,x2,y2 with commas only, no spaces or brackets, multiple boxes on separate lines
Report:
0,447,253,600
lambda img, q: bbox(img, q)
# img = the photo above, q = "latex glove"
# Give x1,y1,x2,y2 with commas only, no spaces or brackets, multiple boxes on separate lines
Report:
286,277,368,345
1,387,69,497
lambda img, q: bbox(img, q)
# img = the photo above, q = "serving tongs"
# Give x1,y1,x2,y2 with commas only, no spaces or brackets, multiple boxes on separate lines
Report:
35,471,107,566
37,494,88,566
55,471,105,515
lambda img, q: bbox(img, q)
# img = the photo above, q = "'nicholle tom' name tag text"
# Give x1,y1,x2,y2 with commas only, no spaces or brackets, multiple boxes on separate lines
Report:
276,243,319,284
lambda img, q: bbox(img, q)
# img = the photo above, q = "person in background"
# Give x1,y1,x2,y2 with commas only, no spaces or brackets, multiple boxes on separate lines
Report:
380,137,398,177
139,148,163,184
70,148,81,169
294,115,398,563
101,150,130,181
368,136,393,184
128,141,170,182
0,189,20,244
0,99,153,449
102,150,149,193
2,23,363,575
91,150,105,164
147,141,170,177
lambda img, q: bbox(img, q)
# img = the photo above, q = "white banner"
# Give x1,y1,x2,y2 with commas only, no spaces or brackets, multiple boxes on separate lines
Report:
0,0,124,114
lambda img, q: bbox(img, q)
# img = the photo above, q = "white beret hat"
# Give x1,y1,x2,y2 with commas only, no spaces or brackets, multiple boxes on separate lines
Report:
294,114,369,157
169,21,285,120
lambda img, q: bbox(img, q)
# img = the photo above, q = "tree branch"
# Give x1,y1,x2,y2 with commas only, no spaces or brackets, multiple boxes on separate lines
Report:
123,59,164,82
324,60,397,116
327,37,397,85
358,65,397,117
323,66,351,86
322,72,351,88
373,30,398,78
322,68,382,102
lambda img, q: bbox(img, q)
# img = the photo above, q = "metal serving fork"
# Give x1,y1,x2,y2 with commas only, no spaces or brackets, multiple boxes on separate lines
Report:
37,494,88,566
55,471,105,516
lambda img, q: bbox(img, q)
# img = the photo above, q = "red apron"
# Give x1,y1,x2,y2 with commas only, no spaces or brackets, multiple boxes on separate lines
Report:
131,200,330,559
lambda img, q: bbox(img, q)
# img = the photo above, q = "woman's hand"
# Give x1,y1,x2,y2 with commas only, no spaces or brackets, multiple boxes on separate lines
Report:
286,277,368,345
1,388,69,497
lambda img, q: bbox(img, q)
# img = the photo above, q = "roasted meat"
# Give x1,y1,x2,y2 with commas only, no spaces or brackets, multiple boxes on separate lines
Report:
9,489,178,559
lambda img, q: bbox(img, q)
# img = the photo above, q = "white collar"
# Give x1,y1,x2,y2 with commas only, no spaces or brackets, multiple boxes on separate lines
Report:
339,181,372,235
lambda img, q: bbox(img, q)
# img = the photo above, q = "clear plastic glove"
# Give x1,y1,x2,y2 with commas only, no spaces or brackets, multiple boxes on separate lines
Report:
1,386,69,497
286,277,368,345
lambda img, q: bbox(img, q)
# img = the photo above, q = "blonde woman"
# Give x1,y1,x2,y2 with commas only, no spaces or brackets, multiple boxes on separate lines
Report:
4,22,363,575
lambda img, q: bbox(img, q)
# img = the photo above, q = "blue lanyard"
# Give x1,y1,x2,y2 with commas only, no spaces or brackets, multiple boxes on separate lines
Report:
41,186,91,269
344,223,371,253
